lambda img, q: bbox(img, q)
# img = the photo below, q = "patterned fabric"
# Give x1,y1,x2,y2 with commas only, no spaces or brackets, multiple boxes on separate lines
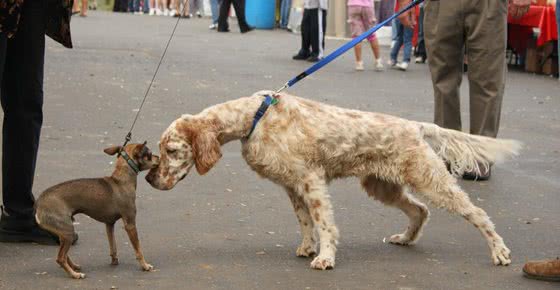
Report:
0,0,73,48
0,0,24,38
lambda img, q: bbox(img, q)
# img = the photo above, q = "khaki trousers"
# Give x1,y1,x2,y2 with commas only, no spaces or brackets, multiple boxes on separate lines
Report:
424,0,507,137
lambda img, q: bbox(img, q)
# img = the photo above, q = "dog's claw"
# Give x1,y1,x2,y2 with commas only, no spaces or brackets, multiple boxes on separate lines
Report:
310,256,335,270
72,272,86,279
296,244,317,258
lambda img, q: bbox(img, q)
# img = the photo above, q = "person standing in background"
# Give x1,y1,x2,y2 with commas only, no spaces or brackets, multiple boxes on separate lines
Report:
217,0,254,33
280,0,292,29
347,0,384,71
209,0,222,29
292,0,328,62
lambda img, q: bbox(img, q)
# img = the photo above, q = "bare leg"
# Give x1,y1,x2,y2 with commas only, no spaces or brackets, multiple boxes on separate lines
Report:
106,223,119,265
285,187,317,257
369,38,381,60
80,0,88,16
354,42,362,62
123,218,153,271
405,145,511,265
361,176,429,245
296,172,339,270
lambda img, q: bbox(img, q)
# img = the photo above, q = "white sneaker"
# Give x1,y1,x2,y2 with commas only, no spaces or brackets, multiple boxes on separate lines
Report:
170,9,177,16
149,8,155,15
375,59,384,71
209,23,217,29
163,9,169,16
396,62,409,71
355,61,364,71
155,8,162,15
196,11,202,18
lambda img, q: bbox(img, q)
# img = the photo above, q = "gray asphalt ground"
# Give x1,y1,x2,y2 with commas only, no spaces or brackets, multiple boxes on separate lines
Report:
1,11,559,290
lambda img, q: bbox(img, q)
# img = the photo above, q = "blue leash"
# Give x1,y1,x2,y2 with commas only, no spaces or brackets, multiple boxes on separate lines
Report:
248,0,424,137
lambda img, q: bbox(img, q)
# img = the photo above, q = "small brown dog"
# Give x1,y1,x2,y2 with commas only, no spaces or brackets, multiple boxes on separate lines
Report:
35,142,159,279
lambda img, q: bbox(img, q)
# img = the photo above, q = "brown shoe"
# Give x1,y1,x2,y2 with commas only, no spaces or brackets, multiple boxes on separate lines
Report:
523,258,560,282
462,164,491,181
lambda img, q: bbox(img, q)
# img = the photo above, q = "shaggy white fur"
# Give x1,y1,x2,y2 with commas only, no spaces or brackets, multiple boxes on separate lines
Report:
146,91,521,269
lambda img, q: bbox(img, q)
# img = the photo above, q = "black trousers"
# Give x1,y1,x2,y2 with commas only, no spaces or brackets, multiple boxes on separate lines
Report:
217,0,250,31
0,0,46,218
299,8,327,57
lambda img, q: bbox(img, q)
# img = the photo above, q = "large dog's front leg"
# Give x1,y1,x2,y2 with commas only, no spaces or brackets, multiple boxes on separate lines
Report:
284,187,317,257
296,174,339,270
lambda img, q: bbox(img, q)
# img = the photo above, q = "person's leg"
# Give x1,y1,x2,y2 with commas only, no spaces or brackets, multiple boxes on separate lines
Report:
465,0,506,138
424,0,464,132
280,0,291,28
402,25,413,63
416,4,426,62
294,8,311,58
557,0,559,80
0,34,5,85
390,19,404,63
320,9,326,57
231,0,251,32
210,0,220,24
0,0,56,244
348,6,364,63
218,0,232,31
80,0,88,16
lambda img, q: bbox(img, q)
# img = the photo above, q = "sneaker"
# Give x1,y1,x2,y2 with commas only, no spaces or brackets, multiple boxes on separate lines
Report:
307,55,321,62
169,9,177,16
196,11,202,18
155,8,162,16
523,258,560,282
0,206,78,245
389,59,397,68
355,61,364,71
163,9,170,16
396,62,409,71
209,23,217,30
375,59,384,71
292,53,309,60
241,26,255,33
149,8,155,15
415,56,426,64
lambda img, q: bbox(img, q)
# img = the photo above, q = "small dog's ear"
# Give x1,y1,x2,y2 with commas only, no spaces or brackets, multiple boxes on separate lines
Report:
104,146,122,156
192,131,222,175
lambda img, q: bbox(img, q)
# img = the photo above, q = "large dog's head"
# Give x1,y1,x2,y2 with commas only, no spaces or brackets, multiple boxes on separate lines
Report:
146,115,222,190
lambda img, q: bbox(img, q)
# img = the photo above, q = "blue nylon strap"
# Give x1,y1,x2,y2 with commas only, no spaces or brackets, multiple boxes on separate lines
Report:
286,0,424,88
247,95,275,137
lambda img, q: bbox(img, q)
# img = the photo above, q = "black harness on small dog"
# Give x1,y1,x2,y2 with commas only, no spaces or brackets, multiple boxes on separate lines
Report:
118,141,148,174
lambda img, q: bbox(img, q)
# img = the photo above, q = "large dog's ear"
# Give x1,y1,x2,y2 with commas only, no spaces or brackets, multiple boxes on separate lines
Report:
192,131,222,175
104,145,122,156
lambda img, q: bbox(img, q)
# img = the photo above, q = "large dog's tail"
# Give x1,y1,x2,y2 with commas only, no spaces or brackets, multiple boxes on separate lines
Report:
417,122,522,176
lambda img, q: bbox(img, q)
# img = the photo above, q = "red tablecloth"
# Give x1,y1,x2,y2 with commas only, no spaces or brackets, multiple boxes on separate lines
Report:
508,5,558,53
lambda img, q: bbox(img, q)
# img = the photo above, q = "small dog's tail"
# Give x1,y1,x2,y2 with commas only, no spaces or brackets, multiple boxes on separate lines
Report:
417,122,522,176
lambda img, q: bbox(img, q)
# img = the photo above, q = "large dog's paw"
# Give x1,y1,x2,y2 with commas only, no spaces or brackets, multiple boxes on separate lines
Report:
296,243,317,258
387,233,413,246
310,256,335,270
491,243,511,266
142,263,154,271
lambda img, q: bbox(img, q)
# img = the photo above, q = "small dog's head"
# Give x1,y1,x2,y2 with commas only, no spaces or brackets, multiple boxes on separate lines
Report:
104,142,160,172
146,115,222,190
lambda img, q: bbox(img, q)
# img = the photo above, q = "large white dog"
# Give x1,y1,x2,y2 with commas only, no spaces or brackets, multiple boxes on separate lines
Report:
146,91,521,270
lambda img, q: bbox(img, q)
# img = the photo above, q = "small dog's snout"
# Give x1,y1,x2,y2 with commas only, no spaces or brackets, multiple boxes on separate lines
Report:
145,172,154,183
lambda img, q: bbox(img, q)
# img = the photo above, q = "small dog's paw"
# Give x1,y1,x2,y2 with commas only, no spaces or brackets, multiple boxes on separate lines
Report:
142,263,154,271
71,272,86,279
296,244,317,258
310,256,335,270
491,244,511,266
388,234,412,246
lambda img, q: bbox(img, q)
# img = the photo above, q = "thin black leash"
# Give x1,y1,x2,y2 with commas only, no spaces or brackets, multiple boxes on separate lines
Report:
121,0,189,148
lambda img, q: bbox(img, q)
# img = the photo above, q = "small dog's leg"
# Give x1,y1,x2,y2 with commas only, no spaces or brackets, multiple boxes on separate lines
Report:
361,176,429,245
66,255,81,271
406,146,511,266
106,223,119,265
284,187,317,258
123,218,154,271
297,174,339,270
56,236,86,279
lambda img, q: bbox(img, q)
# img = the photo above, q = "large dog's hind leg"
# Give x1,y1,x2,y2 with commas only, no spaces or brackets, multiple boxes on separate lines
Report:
285,186,317,257
404,144,511,266
361,176,429,245
296,172,339,270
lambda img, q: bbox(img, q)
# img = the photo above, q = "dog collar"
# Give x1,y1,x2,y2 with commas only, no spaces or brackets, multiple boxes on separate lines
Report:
119,150,140,174
247,95,278,138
